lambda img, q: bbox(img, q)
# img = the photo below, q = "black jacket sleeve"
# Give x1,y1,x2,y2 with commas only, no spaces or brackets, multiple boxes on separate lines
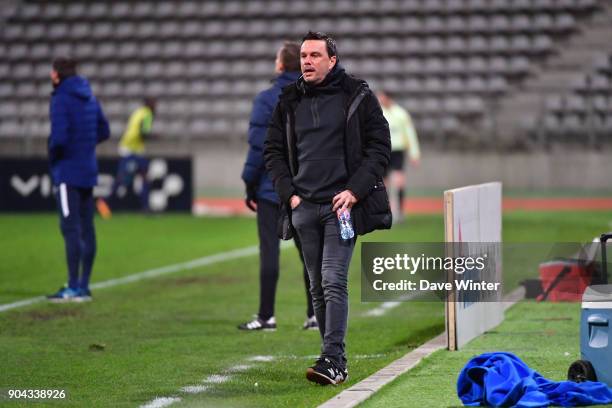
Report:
263,102,296,204
345,91,391,200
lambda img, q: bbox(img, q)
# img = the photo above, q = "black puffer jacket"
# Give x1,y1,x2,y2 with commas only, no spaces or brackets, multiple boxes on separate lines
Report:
264,66,392,235
264,67,390,203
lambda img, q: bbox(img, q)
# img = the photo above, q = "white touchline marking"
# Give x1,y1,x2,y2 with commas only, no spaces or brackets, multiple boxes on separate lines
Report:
143,355,267,405
0,296,46,313
140,396,181,408
247,355,275,362
181,385,209,394
0,241,294,313
227,364,252,372
364,301,401,317
203,374,231,384
363,292,424,317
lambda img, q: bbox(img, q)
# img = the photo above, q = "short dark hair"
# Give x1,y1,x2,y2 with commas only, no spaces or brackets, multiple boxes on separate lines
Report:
52,56,77,80
301,31,337,58
279,41,300,72
143,97,157,110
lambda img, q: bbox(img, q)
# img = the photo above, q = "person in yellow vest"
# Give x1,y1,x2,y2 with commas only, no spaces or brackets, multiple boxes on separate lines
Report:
376,90,420,223
96,97,156,218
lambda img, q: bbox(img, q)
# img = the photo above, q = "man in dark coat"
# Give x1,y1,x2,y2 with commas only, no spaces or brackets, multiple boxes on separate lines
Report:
239,42,317,331
264,32,391,385
47,56,110,302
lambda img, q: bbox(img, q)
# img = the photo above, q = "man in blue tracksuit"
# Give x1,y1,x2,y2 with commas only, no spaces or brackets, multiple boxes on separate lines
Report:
47,57,110,302
238,42,317,331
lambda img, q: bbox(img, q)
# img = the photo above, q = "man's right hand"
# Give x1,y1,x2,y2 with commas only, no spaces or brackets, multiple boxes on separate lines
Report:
290,195,302,210
245,183,258,212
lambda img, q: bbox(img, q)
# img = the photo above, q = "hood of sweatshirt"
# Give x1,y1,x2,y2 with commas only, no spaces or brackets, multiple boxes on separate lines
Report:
54,75,94,101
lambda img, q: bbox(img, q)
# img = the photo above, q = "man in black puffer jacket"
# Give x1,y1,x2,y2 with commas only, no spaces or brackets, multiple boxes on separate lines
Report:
264,31,391,386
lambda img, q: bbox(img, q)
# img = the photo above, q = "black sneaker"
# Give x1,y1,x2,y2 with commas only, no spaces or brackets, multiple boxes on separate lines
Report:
237,316,276,331
302,315,318,330
306,358,348,385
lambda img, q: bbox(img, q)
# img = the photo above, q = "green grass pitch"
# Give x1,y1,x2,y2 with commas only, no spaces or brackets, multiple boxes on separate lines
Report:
0,210,610,407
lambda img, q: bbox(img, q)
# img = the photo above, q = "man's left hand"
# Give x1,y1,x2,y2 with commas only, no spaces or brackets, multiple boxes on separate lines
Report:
332,190,358,212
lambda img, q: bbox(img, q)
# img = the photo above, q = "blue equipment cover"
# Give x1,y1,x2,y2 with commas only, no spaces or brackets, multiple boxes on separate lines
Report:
457,352,612,407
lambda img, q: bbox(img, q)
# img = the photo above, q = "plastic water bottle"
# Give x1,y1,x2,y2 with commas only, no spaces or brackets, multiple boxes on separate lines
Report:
337,208,355,240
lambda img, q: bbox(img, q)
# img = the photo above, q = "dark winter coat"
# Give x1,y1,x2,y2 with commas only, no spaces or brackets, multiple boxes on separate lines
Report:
242,71,300,204
48,76,110,187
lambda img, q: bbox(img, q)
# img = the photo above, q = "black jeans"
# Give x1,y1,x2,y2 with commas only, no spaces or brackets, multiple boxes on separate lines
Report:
256,199,313,320
291,200,355,369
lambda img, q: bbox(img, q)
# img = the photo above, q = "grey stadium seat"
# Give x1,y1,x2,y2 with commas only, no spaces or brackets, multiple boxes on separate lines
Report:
110,2,131,19
65,3,86,19
0,103,19,118
122,62,143,79
88,3,110,20
48,23,69,40
71,22,91,39
490,15,511,33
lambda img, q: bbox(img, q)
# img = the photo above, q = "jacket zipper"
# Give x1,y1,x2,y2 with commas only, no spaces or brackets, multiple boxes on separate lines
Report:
343,85,367,176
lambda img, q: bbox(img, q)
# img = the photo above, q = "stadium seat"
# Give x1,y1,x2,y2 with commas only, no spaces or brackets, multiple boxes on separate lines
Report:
468,36,489,53
117,43,139,61
30,44,50,61
467,57,488,74
113,23,135,40
533,35,553,54
447,37,468,55
488,76,509,94
98,62,121,79
88,3,110,20
102,82,123,98
177,1,200,18
65,3,86,20
446,77,466,94
15,83,37,98
110,2,132,19
3,25,23,41
122,62,143,79
48,23,69,40
147,82,168,97
490,36,511,54
166,81,189,97
165,62,187,78
91,23,113,40
136,22,157,39
491,15,511,33
509,55,531,75
0,103,19,118
511,14,532,32
13,63,33,80
0,121,23,137
447,57,467,74
143,62,164,79
70,22,92,40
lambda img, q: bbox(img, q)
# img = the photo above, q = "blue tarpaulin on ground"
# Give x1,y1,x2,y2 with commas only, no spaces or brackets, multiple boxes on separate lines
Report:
457,352,612,407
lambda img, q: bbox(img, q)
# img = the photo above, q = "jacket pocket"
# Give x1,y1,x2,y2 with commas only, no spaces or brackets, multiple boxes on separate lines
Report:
353,181,392,236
